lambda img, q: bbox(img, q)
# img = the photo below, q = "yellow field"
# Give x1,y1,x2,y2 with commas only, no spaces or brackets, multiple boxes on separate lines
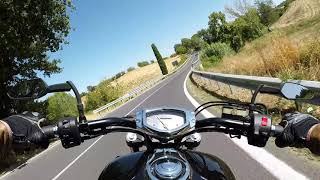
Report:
112,56,181,91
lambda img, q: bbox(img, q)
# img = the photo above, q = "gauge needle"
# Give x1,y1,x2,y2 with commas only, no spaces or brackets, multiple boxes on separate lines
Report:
155,115,169,130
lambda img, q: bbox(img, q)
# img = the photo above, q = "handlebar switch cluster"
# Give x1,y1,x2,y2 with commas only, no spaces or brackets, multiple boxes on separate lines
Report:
247,114,272,147
57,117,82,149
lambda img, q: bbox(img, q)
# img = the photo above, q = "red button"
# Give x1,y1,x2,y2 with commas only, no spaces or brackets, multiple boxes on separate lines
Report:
261,117,268,126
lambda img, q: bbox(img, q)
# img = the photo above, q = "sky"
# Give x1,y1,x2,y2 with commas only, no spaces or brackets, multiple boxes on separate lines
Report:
45,0,284,93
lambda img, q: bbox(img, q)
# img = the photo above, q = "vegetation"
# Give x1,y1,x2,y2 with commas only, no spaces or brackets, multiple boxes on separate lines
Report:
173,0,293,66
137,61,150,67
201,43,234,69
85,79,123,111
47,93,78,124
0,0,73,119
151,44,168,75
127,67,135,72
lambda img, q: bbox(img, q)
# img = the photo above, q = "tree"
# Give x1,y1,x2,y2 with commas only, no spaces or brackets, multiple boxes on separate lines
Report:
191,34,206,51
174,44,188,54
181,38,193,50
255,0,280,26
87,86,96,92
127,67,135,72
0,0,73,118
225,0,253,18
47,93,78,124
207,12,229,43
137,61,150,67
151,44,168,75
196,29,214,44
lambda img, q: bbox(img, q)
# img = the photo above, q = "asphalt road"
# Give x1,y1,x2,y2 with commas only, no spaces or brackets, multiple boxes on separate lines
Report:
2,53,311,180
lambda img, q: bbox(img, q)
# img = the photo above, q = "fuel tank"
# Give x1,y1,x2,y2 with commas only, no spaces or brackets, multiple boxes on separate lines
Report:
98,150,235,180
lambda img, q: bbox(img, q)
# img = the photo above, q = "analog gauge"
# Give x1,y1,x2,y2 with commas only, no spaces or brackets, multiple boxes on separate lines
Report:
145,110,186,131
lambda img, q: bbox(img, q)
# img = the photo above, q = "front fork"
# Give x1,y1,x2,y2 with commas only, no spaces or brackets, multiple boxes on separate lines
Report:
125,133,202,152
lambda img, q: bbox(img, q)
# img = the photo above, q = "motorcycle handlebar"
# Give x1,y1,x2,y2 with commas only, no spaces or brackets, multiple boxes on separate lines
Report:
41,116,284,145
42,125,57,139
271,125,284,137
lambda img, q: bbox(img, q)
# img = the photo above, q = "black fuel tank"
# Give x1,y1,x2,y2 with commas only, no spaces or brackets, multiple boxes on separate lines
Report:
98,150,235,180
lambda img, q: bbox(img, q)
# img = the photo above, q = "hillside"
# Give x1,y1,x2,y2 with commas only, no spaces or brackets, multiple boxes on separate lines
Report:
272,0,320,28
205,0,320,80
112,56,181,91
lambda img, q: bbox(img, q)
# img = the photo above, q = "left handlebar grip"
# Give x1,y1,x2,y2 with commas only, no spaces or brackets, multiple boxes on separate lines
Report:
42,125,57,139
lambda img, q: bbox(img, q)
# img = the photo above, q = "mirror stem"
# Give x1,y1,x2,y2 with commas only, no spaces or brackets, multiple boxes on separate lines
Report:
67,81,87,123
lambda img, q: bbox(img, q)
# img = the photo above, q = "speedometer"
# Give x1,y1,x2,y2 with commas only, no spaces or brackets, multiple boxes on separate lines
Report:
135,108,196,138
146,110,185,131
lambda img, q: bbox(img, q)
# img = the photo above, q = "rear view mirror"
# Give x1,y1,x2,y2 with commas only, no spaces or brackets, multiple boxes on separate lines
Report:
7,79,48,100
281,82,315,100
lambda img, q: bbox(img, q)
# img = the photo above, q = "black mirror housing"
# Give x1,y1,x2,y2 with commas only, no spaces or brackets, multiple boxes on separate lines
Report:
280,82,315,100
7,78,48,100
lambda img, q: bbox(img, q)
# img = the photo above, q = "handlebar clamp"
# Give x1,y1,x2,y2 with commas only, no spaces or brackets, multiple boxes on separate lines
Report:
57,117,82,149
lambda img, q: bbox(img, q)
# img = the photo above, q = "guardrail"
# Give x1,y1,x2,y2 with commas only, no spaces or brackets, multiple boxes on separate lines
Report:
93,76,164,114
93,53,191,115
191,54,320,104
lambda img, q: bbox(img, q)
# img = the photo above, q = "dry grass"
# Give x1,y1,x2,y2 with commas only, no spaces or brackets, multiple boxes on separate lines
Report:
272,0,320,29
111,56,181,92
208,36,320,81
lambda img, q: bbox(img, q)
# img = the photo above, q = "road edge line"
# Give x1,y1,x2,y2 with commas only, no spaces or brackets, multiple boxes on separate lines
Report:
183,70,309,180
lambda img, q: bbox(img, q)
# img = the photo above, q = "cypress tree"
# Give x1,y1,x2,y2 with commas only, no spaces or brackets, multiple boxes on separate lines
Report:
151,44,168,75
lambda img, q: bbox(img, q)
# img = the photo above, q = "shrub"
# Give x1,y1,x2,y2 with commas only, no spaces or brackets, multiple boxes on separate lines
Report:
150,60,155,64
127,67,135,72
85,80,123,111
202,42,234,60
151,44,168,75
174,44,188,55
47,93,78,124
137,61,149,67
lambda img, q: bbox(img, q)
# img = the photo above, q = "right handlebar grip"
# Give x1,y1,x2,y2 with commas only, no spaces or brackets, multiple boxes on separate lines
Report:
271,125,284,137
42,125,57,139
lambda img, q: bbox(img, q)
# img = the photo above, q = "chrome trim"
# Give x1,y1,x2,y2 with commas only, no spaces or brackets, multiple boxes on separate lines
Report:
146,149,190,180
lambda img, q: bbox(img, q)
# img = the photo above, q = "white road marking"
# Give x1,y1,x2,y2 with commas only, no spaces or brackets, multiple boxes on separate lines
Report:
183,69,309,180
51,136,103,180
51,67,178,180
0,141,60,180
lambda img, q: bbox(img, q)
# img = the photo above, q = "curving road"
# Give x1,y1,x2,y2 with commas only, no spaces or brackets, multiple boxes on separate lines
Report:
2,53,312,180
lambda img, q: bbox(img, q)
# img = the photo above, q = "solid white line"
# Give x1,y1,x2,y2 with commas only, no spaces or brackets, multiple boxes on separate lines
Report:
0,141,60,180
51,136,103,180
183,70,309,180
51,68,178,180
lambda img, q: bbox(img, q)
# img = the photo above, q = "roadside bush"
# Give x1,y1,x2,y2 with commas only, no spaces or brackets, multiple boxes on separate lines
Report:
200,43,234,69
127,67,135,72
174,44,188,55
85,80,123,111
202,42,234,60
47,93,78,124
137,61,149,67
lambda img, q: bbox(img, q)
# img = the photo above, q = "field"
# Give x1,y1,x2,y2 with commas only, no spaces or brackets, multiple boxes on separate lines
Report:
112,56,182,92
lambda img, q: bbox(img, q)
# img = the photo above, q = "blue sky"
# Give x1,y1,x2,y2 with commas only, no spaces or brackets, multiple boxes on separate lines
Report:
45,0,283,93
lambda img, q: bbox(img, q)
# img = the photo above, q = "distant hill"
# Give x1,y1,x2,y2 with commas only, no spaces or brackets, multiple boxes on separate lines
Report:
272,0,320,28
